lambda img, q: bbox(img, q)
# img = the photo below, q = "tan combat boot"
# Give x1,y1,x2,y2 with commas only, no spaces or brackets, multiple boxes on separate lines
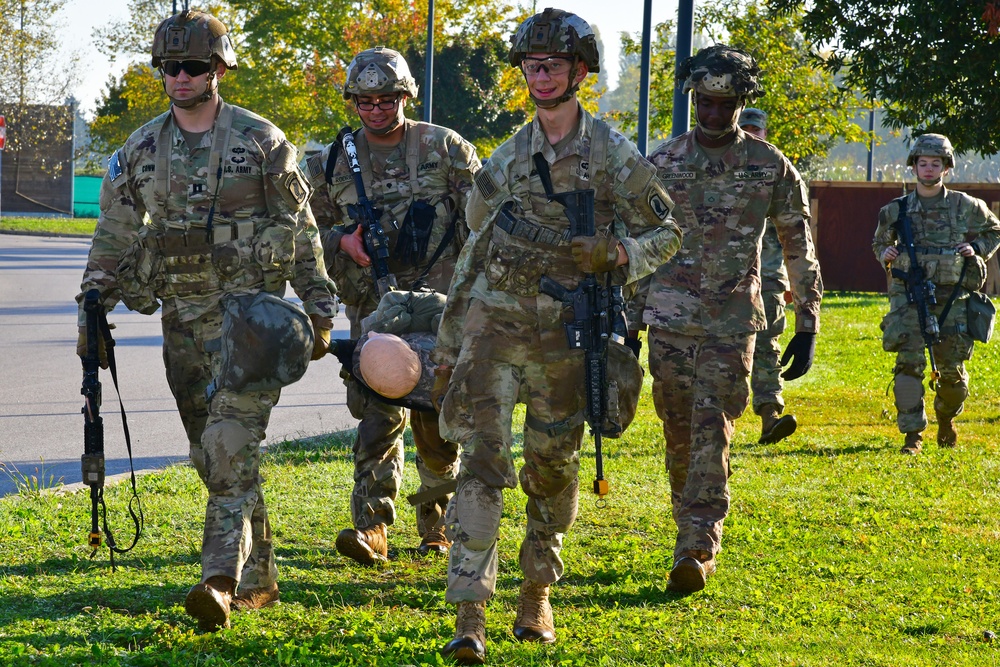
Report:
513,579,556,644
185,575,236,631
758,405,797,445
232,582,280,611
667,550,716,594
936,415,958,448
441,601,487,664
417,527,451,556
336,523,388,565
900,432,923,454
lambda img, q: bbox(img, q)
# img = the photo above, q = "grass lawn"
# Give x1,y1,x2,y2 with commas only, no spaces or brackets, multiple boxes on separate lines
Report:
0,216,96,237
1,293,998,666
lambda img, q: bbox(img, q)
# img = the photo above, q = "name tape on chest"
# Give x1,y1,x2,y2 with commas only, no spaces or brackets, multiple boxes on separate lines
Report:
659,170,696,180
734,169,775,180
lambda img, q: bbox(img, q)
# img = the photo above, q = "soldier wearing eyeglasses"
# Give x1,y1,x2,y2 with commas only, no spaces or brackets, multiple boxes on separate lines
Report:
300,47,481,566
76,11,337,631
431,9,680,663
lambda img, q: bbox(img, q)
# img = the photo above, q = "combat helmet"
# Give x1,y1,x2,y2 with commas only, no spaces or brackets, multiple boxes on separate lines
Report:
508,8,599,108
907,133,955,168
216,293,314,393
343,47,418,100
151,10,238,70
677,44,763,101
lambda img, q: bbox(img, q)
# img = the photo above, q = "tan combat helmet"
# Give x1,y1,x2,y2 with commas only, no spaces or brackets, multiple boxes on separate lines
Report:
151,10,238,70
907,133,955,168
508,8,600,108
359,332,422,399
343,46,418,100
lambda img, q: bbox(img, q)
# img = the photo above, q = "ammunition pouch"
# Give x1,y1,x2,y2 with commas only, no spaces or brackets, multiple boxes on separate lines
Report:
485,217,576,298
394,199,436,266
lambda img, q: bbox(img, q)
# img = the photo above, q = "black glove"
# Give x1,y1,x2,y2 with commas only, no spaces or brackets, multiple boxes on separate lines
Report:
780,331,816,381
624,336,642,359
329,338,358,367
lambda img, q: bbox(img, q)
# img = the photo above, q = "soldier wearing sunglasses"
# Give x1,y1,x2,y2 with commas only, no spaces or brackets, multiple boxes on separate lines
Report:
76,10,337,632
301,47,480,567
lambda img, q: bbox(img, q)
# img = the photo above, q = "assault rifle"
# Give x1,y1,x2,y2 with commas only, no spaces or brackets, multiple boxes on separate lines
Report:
81,289,144,569
340,127,398,298
538,186,627,499
889,197,941,388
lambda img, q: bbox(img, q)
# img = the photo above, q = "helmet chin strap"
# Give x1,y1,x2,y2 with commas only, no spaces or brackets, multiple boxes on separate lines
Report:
917,175,944,188
165,70,219,110
693,94,743,140
358,100,405,136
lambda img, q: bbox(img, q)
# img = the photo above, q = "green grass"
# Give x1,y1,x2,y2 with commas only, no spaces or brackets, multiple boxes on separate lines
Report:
0,216,95,236
2,293,999,665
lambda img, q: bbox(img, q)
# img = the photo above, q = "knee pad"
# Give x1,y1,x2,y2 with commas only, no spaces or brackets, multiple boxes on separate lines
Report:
453,478,502,551
893,373,923,413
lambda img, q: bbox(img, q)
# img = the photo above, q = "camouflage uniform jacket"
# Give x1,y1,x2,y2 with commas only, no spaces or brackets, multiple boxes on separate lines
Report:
433,108,682,367
760,221,790,293
644,129,822,337
302,119,480,313
873,187,1000,299
79,99,337,324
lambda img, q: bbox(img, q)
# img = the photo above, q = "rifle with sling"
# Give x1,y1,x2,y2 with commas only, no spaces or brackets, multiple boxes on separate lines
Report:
339,127,398,298
81,289,144,570
533,154,627,500
888,196,941,389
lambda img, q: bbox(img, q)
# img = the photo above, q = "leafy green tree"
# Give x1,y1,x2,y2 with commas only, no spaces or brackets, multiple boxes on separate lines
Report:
769,0,1000,156
0,0,80,177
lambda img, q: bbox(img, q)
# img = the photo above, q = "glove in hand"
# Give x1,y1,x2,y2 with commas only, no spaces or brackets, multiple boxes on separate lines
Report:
571,236,621,273
431,367,453,413
310,314,332,361
780,331,816,381
77,325,110,370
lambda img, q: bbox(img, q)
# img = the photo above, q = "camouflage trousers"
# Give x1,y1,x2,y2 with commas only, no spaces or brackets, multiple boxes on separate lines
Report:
440,298,584,603
648,328,753,559
751,290,787,415
162,308,279,590
883,297,974,434
343,306,459,533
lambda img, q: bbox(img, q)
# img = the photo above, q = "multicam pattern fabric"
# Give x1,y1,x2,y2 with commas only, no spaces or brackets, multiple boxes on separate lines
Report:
642,127,822,561
643,129,821,337
752,222,791,414
78,99,336,594
873,188,1000,433
436,108,681,602
302,119,479,534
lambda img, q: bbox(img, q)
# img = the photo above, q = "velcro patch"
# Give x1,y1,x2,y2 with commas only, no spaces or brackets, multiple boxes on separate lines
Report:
107,149,125,185
648,192,670,220
658,170,696,180
734,169,775,180
475,168,498,199
283,170,309,207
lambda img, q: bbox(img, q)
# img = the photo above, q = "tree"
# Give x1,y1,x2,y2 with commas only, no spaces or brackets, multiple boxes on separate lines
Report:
90,0,520,150
0,0,81,177
769,0,1000,156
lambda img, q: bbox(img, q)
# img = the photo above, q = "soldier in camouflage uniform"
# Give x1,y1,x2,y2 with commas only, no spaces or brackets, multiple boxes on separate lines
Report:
873,133,1000,454
75,11,338,632
643,45,823,594
737,108,800,444
301,47,480,564
431,9,681,664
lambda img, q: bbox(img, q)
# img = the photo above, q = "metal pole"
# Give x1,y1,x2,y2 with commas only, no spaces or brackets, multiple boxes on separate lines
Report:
672,0,695,138
637,0,652,155
866,107,875,182
424,0,434,124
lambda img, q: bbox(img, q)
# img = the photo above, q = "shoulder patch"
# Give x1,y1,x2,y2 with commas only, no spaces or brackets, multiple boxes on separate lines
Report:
475,168,499,200
107,149,125,185
648,191,671,220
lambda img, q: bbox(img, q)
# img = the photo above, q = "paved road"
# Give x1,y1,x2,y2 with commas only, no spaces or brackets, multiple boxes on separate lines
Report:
0,233,355,497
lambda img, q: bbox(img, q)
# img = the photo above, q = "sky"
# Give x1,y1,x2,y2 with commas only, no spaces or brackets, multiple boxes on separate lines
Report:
59,0,680,117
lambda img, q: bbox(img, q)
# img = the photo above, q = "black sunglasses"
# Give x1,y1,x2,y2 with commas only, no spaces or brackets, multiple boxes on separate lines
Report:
162,60,213,77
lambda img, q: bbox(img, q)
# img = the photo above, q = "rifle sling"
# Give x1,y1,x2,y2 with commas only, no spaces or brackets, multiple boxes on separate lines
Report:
97,311,144,568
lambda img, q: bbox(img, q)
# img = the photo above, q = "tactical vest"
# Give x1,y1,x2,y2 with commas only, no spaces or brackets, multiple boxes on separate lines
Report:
484,119,612,297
